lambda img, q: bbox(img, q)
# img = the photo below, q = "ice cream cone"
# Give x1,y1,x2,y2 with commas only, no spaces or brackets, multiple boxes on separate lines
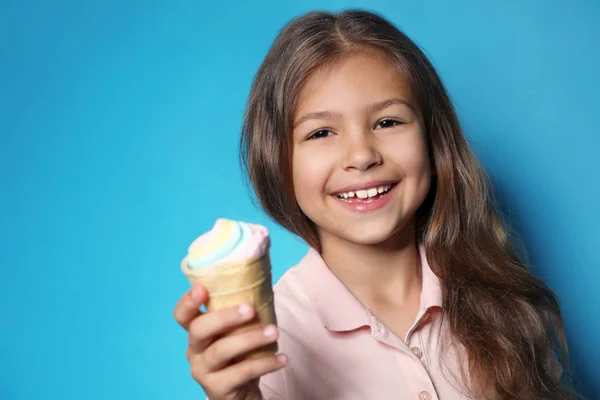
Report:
181,252,278,360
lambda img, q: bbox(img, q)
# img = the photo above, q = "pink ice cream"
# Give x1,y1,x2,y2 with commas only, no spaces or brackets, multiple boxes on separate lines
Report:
186,219,270,270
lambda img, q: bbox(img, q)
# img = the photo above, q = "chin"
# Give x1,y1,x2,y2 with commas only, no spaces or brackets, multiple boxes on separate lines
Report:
323,217,411,247
345,231,397,246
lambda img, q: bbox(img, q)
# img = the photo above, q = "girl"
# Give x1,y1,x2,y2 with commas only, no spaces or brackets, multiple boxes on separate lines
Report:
173,10,576,400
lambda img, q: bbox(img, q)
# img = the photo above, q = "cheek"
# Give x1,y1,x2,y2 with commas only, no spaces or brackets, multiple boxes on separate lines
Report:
405,146,431,176
292,151,313,203
402,135,432,199
292,148,331,210
386,131,431,176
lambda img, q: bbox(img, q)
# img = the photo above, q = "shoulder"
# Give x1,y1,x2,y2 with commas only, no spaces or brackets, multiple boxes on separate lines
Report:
270,260,325,339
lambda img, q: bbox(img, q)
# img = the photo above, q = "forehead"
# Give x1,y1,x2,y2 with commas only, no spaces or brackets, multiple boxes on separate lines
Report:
294,50,414,115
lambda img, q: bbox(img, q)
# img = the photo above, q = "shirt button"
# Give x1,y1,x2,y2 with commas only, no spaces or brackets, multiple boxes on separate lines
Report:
371,318,386,337
411,346,423,358
418,391,431,400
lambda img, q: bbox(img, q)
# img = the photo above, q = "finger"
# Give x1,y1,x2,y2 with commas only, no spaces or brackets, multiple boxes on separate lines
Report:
187,303,256,354
202,324,280,371
173,285,207,330
206,353,288,395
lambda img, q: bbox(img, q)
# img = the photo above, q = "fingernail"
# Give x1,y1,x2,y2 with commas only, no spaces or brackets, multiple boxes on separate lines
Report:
263,325,277,337
277,354,288,365
238,303,253,318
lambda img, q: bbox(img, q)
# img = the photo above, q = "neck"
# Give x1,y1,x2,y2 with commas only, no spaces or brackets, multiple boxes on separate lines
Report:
318,221,422,309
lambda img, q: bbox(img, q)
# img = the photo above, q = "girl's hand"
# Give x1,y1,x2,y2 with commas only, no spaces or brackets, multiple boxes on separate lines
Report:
173,285,288,400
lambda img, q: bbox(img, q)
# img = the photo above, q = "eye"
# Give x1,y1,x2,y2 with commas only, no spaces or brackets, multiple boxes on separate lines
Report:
307,129,333,140
376,118,403,129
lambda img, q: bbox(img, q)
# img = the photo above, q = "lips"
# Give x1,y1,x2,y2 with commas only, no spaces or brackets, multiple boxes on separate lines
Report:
332,180,399,195
331,181,399,213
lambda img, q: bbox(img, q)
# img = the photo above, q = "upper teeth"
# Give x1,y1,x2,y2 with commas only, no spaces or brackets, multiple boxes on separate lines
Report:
338,185,392,199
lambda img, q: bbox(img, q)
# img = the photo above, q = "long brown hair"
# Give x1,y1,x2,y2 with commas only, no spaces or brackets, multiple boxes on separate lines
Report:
240,9,576,399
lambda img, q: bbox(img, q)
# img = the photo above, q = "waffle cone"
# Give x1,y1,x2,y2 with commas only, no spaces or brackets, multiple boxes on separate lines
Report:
181,253,278,360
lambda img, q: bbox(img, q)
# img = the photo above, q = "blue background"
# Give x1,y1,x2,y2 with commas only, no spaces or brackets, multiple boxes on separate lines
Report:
1,0,598,399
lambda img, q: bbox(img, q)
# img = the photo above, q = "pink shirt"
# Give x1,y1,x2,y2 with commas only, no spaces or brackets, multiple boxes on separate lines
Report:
260,245,471,400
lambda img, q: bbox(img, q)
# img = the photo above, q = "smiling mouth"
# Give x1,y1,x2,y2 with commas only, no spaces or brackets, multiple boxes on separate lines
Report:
334,183,396,203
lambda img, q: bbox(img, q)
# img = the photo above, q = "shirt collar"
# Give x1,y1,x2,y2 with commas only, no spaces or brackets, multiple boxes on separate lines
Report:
296,243,443,332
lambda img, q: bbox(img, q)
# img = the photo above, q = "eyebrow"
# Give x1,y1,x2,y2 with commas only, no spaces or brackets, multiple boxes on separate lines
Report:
293,98,415,128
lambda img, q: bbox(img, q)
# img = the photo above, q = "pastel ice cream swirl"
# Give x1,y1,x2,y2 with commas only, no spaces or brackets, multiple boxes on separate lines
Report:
186,219,269,269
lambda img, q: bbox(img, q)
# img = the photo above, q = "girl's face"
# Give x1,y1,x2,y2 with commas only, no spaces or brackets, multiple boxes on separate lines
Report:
291,51,432,247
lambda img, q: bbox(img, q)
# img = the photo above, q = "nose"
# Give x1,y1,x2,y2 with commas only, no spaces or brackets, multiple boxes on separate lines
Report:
341,132,383,171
